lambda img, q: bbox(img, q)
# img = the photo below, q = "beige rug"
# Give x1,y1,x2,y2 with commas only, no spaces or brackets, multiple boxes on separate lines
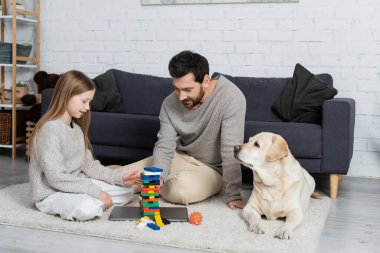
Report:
0,183,330,253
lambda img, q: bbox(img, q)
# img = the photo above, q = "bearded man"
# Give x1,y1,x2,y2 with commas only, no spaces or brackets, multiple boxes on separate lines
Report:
124,50,246,209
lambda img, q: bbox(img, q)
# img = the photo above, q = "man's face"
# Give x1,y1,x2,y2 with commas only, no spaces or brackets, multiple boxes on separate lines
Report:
172,73,205,109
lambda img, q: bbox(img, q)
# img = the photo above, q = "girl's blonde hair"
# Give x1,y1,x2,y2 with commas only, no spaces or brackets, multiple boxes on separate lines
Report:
30,70,95,153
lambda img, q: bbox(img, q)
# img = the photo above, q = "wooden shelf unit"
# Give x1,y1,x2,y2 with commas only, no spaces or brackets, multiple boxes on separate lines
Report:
0,0,40,159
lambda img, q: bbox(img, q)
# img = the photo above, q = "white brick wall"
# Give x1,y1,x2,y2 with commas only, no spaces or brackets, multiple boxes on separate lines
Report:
37,0,380,178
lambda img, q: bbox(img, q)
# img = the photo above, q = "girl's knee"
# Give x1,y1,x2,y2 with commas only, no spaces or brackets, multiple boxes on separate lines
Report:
37,193,103,221
72,198,103,221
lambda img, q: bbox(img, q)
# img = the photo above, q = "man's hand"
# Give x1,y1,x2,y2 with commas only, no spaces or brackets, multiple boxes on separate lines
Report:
99,191,113,210
122,170,141,186
227,199,245,209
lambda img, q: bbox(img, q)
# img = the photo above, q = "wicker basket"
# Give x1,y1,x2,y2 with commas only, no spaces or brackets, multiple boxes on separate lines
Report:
0,42,33,64
0,110,27,144
0,113,12,144
25,121,36,161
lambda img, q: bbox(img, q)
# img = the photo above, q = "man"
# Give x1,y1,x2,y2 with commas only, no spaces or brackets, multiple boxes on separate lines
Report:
123,51,246,209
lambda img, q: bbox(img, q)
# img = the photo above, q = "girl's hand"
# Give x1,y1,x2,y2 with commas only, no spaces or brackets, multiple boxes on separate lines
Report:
99,191,112,210
122,170,141,186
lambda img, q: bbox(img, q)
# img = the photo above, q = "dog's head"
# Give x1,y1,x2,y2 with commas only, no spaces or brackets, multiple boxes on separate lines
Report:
234,132,289,171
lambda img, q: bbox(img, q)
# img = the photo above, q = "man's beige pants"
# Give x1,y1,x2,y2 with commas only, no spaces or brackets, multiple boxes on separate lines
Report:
117,150,223,205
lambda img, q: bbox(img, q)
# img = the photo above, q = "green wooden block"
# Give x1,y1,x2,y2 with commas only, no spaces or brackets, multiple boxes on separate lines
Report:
141,202,159,207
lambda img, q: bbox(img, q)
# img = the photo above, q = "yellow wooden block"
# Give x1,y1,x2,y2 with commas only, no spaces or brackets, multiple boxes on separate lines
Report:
136,216,151,225
155,214,164,227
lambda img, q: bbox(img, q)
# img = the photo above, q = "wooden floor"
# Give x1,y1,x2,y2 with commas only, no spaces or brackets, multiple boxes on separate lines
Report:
0,151,379,253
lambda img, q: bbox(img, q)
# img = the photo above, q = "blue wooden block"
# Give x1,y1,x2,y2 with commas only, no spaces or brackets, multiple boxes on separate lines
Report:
147,222,160,230
144,167,164,173
142,175,160,181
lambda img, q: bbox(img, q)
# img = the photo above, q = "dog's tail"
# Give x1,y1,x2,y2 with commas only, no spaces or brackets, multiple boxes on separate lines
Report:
311,192,322,199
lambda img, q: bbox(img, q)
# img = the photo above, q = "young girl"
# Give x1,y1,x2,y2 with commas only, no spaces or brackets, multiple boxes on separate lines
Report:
29,70,140,221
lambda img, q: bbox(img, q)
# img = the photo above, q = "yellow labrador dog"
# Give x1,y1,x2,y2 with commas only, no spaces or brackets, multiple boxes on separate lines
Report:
234,132,318,240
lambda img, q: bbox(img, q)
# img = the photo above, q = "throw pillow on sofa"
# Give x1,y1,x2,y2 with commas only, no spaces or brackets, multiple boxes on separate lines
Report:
91,69,123,113
272,63,338,124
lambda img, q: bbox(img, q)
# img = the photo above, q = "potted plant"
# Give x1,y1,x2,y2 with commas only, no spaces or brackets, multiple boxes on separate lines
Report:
15,81,28,103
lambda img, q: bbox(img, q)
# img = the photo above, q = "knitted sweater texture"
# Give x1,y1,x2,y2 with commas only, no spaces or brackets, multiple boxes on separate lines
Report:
152,75,246,202
29,120,124,203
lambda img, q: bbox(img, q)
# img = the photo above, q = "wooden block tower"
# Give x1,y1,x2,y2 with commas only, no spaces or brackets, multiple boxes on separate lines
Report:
140,167,165,227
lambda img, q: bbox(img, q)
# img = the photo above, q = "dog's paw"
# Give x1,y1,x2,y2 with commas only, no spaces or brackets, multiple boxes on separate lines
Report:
248,224,265,235
274,228,292,240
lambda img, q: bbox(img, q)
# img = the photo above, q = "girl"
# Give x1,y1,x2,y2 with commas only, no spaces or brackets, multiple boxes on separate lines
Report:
29,70,140,221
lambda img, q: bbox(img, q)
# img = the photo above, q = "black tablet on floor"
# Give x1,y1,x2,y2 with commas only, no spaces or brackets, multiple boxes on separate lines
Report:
109,206,189,222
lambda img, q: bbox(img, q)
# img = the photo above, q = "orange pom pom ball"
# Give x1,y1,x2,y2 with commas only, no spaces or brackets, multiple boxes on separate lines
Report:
189,211,202,225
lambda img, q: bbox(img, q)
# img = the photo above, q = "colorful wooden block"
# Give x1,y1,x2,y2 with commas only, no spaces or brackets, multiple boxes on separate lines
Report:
155,214,164,227
141,202,159,207
144,167,164,172
147,222,160,230
141,193,160,198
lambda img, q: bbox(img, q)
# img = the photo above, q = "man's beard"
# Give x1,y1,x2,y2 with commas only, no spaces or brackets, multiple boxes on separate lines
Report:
182,88,205,109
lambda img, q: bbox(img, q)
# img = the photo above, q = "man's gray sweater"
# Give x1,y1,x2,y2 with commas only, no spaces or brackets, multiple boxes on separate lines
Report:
29,120,124,203
152,75,246,203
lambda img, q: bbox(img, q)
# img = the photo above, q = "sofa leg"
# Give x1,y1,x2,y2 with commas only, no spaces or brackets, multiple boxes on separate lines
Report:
330,174,340,199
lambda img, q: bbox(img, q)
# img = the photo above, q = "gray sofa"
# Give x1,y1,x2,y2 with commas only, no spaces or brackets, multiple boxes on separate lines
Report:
42,69,355,198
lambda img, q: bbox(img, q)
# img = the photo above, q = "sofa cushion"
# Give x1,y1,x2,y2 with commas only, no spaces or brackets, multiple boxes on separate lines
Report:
213,73,287,122
272,64,337,123
113,70,173,116
244,121,322,159
91,69,123,113
213,72,333,123
92,144,153,161
89,112,160,149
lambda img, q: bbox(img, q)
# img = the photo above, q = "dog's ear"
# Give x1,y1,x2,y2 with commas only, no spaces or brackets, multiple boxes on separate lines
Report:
265,136,289,161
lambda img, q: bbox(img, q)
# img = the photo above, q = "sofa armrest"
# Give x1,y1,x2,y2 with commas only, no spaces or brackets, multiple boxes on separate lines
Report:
41,88,55,115
321,98,355,174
